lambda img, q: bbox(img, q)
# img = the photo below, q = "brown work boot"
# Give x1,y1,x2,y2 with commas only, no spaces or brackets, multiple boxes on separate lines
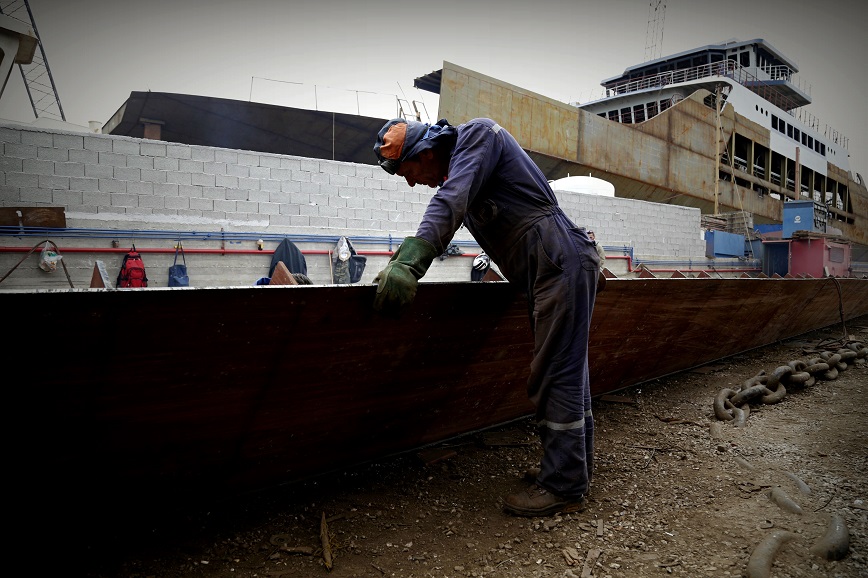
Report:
523,467,541,482
503,484,586,517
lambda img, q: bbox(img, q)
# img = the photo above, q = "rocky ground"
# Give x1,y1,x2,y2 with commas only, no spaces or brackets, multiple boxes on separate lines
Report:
73,318,866,578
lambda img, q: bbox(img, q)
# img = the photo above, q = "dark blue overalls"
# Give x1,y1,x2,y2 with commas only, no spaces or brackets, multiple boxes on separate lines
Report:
416,118,599,499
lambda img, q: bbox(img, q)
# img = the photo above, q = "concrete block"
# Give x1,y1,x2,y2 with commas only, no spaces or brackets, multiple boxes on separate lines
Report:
154,157,179,171
21,130,53,147
141,169,168,183
203,161,227,175
141,142,167,157
288,191,309,205
270,167,292,180
268,190,290,204
97,178,125,193
364,177,384,190
153,183,179,196
178,208,203,218
280,181,307,194
82,191,111,206
191,146,216,162
213,199,235,212
114,167,141,181
110,192,138,207
125,154,154,169
53,189,84,206
215,149,238,163
292,170,312,183
249,166,269,179
127,181,154,195
180,159,204,173
83,135,113,152
238,177,260,191
259,154,280,169
279,204,300,216
300,181,320,195
216,174,238,188
237,152,259,167
139,194,165,209
280,157,301,171
259,202,280,215
111,139,140,155
0,126,23,143
227,164,249,178
191,172,216,187
167,144,192,159
39,175,70,190
318,204,337,218
69,177,99,192
23,158,54,176
236,200,258,213
190,197,214,211
248,190,269,203
260,179,281,193
225,188,248,201
176,183,201,200
5,143,37,159
337,164,356,176
202,186,226,200
53,133,84,150
18,187,51,203
166,171,192,185
300,159,319,172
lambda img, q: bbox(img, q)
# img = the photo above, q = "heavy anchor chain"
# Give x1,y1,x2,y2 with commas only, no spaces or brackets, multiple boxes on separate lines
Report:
714,340,867,426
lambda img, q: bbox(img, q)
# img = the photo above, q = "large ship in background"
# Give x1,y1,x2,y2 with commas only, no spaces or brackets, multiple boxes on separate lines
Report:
416,38,868,261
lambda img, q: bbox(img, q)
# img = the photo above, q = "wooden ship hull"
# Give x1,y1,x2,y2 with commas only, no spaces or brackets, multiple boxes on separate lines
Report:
7,276,868,509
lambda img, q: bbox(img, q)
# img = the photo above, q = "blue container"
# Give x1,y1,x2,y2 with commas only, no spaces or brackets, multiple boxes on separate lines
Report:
782,200,827,238
705,230,746,258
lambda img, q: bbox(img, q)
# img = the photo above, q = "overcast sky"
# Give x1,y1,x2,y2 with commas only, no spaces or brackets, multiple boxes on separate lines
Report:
1,0,865,175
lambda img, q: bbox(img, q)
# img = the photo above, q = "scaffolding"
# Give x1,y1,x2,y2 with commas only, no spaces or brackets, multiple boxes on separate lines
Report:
0,0,65,120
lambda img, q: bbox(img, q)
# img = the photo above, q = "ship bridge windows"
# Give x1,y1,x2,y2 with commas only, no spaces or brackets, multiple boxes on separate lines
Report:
772,114,827,158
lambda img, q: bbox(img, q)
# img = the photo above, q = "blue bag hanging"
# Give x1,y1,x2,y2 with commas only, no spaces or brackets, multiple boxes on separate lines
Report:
168,243,189,287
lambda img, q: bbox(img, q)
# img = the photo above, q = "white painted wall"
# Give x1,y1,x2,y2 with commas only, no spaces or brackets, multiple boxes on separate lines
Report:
0,122,706,291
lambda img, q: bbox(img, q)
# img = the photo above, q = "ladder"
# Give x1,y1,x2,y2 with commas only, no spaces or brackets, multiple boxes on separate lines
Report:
0,0,65,120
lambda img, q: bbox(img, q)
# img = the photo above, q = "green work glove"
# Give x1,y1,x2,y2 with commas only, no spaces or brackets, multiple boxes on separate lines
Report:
373,236,439,314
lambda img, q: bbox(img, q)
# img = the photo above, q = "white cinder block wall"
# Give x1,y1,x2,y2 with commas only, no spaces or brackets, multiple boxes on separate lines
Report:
0,123,705,290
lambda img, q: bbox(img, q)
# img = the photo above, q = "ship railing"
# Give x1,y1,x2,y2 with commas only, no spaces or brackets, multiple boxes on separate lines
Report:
588,62,847,151
770,171,782,186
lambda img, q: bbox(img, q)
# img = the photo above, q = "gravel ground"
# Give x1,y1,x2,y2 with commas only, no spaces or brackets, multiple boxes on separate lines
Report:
70,317,867,578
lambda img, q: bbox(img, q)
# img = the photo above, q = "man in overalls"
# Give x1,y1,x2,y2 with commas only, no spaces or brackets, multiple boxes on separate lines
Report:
372,117,599,516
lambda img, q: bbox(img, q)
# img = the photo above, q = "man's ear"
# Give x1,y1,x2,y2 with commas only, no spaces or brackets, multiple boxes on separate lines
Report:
418,148,436,162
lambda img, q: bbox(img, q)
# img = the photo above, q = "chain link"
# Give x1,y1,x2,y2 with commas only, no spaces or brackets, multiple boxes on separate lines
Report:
714,341,867,425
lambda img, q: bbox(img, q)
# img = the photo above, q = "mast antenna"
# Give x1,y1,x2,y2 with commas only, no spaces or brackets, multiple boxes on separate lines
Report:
644,0,666,62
